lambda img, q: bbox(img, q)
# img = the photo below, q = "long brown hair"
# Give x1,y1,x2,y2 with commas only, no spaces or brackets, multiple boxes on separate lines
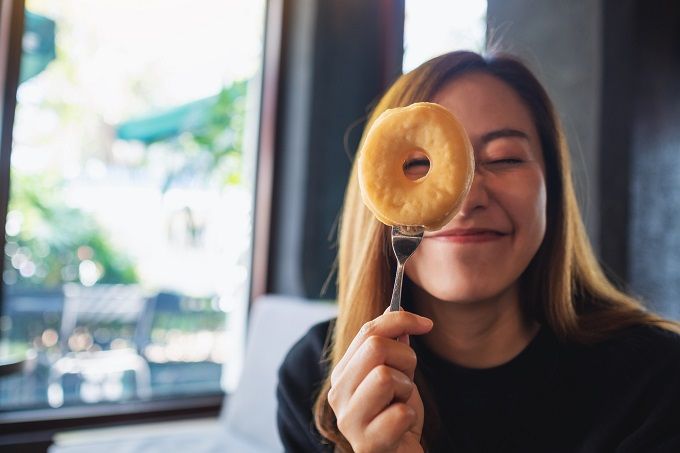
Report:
313,50,679,451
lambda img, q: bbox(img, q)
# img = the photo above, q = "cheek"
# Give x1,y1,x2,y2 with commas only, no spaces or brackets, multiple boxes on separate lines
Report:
504,170,547,244
404,241,448,282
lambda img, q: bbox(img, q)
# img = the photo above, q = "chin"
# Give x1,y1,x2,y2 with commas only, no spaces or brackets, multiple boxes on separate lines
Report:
408,276,501,305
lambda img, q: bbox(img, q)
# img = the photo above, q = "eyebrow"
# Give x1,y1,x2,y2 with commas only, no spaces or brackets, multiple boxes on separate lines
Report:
480,128,530,145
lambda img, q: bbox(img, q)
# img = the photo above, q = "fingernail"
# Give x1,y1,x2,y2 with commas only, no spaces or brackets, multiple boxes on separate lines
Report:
418,316,433,327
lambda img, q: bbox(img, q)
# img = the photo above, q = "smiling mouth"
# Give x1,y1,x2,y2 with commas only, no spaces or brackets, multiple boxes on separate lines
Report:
425,228,509,243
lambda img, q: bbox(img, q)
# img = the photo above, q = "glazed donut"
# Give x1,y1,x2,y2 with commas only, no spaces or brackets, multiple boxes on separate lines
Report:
358,102,474,230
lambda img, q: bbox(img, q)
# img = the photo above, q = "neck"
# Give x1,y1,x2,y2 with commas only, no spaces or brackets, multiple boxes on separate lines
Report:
410,284,539,369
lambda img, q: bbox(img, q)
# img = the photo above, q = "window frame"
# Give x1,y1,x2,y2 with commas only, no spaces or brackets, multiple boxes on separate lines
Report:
0,1,22,306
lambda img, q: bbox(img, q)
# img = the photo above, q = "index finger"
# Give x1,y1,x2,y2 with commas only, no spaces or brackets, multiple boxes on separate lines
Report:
332,310,432,382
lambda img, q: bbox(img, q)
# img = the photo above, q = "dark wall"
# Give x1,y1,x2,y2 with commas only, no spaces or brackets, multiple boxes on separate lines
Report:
627,0,680,318
267,0,404,299
596,0,680,316
598,0,636,284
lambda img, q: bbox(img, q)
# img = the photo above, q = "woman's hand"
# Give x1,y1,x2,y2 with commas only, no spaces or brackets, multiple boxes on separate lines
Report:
328,310,433,453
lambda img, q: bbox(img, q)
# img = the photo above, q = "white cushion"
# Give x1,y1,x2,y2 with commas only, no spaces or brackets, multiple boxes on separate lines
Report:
220,294,337,451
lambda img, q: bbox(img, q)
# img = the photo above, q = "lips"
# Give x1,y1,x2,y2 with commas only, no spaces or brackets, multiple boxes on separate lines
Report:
425,228,509,243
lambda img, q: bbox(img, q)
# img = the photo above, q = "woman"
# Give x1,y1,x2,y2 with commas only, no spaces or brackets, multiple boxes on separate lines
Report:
277,51,680,452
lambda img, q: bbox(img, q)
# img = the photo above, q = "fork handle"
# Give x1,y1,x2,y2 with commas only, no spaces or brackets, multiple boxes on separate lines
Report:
389,262,405,312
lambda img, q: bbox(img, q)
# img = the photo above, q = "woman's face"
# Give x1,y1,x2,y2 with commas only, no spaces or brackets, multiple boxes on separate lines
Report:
405,72,547,304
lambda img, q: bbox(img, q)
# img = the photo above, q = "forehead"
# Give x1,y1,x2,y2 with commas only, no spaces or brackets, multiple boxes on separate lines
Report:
432,72,539,144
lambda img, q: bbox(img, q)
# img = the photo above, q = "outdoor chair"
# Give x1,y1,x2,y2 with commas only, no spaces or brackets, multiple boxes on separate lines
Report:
47,284,152,407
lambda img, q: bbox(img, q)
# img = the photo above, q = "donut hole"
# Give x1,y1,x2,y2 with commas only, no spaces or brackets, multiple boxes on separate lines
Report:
403,150,431,181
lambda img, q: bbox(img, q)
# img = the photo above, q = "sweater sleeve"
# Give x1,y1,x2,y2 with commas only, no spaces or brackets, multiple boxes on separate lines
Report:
277,320,334,453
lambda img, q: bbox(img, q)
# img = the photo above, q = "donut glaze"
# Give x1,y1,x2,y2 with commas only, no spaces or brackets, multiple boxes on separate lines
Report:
358,102,474,230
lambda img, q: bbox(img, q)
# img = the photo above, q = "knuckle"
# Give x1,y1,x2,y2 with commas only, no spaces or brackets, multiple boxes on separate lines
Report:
329,365,340,386
335,411,350,435
395,403,415,421
394,310,413,323
405,346,418,368
363,335,386,361
389,403,416,432
327,385,338,408
359,319,376,337
372,365,394,387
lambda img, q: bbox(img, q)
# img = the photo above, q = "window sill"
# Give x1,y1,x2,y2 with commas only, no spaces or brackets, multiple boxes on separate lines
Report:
0,393,224,451
51,416,222,450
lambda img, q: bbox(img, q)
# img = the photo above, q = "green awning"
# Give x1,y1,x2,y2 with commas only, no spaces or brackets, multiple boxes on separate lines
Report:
20,11,56,83
115,95,219,144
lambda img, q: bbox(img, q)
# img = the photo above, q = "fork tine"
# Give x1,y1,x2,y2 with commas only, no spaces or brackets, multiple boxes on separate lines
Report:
392,226,424,261
389,226,424,311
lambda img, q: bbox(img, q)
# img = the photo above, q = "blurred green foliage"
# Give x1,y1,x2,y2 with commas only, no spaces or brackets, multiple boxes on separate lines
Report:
4,173,138,289
160,80,248,190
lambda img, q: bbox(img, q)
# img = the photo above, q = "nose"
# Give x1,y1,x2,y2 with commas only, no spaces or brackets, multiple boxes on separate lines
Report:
457,167,489,217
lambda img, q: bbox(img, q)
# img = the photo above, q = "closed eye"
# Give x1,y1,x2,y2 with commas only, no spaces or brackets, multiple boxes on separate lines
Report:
491,158,523,165
478,158,525,172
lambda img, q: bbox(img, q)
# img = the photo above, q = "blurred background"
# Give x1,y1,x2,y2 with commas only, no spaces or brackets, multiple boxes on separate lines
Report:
0,0,678,451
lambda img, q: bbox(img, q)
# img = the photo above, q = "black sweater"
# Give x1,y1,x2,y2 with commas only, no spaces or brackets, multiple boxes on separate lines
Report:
277,320,680,452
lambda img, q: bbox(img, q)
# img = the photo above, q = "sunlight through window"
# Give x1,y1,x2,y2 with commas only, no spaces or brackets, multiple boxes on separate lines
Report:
403,0,487,72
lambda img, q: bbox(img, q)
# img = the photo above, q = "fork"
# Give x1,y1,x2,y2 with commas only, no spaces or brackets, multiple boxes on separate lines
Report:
389,225,425,312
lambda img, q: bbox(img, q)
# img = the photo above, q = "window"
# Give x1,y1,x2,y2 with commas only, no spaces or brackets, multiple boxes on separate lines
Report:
403,0,487,72
0,0,265,412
